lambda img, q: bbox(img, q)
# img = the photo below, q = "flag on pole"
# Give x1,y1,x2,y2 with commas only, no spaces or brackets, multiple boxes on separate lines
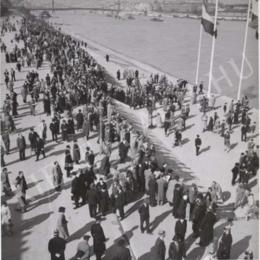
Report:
201,0,217,37
249,0,258,39
251,0,258,16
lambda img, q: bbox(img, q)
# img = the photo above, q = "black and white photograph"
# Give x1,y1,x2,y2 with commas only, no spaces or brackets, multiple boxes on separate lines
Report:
0,0,259,259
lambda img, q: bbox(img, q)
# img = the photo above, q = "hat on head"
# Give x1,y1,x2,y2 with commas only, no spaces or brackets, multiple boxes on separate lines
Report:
144,197,150,204
83,234,90,240
54,229,59,235
224,225,231,231
58,206,65,213
158,230,165,236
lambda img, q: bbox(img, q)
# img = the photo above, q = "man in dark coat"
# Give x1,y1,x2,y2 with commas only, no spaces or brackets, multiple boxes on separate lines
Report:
116,69,121,81
172,183,183,218
138,198,150,233
50,118,59,142
78,169,87,206
231,162,240,186
148,174,157,207
11,90,18,116
216,226,233,259
61,120,68,141
76,109,84,130
85,167,96,190
118,140,129,163
241,124,247,142
114,187,125,220
91,220,106,260
86,148,95,167
87,183,98,218
71,172,81,209
96,179,109,216
16,133,26,160
195,134,202,156
35,136,46,161
48,230,66,260
192,197,206,238
198,206,217,246
153,230,166,260
168,237,186,260
28,128,38,154
174,218,187,241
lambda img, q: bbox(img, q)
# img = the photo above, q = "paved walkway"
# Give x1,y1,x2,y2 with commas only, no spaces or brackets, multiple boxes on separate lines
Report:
1,15,259,260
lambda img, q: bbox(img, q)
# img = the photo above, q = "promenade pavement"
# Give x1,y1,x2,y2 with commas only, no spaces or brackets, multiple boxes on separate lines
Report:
1,16,259,260
53,21,259,259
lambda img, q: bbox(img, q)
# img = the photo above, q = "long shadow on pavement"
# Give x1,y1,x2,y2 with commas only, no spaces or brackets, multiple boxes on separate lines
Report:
2,209,53,260
149,209,172,233
231,235,252,259
67,220,96,243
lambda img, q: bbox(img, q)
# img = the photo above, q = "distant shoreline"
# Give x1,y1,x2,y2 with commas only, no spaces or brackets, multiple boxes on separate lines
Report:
22,7,247,22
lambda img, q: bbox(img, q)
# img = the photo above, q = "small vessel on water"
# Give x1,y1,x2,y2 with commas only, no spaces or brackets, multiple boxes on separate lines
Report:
127,14,135,20
150,14,164,22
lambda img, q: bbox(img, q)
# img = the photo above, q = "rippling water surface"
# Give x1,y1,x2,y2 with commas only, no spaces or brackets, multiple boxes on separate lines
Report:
50,11,258,107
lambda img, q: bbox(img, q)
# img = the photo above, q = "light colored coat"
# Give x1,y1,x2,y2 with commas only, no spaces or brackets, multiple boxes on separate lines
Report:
52,164,63,188
56,213,69,239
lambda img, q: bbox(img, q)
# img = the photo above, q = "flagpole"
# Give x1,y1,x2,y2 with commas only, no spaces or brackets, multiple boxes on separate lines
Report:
207,0,219,98
195,24,203,85
237,0,251,101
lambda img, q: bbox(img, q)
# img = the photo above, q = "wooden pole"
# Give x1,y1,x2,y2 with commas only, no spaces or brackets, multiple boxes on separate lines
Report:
237,0,251,101
207,0,219,98
195,24,203,85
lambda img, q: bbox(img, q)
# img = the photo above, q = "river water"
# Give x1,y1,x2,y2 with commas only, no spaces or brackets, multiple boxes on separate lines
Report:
48,10,258,107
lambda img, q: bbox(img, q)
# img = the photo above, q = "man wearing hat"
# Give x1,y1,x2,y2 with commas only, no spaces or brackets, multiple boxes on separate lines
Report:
48,230,66,260
195,134,202,156
71,171,81,209
216,225,232,259
70,234,90,260
138,198,150,233
168,236,186,260
91,219,106,260
174,217,187,242
153,230,166,260
198,205,217,247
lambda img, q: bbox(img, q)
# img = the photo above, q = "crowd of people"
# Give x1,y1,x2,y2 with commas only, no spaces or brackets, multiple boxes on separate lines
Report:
1,13,259,260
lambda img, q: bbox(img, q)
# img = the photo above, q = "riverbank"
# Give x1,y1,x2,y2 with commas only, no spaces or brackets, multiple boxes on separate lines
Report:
49,15,259,258
1,13,259,260
46,10,258,108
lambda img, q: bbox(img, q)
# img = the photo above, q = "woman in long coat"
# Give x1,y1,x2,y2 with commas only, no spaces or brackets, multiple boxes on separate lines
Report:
43,93,51,116
56,207,69,240
172,183,183,218
72,140,81,164
91,221,106,260
176,195,188,219
52,161,63,192
148,174,157,207
64,146,73,178
199,207,217,246
216,227,232,259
